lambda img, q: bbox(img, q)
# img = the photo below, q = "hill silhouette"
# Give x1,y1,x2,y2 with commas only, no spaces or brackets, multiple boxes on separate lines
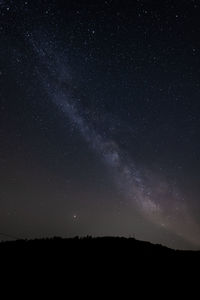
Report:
1,236,199,259
1,236,200,283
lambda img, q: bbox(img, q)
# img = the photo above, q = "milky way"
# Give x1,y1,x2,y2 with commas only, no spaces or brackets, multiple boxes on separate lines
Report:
27,33,200,247
1,0,200,249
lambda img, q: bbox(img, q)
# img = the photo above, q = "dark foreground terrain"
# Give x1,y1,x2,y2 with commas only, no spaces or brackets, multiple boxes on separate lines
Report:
1,236,199,260
1,237,200,288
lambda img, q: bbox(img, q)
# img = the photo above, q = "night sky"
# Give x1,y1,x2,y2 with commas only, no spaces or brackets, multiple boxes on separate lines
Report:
1,0,200,250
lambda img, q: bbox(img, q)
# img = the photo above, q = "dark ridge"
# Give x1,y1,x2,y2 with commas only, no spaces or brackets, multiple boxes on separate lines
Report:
1,236,199,255
1,236,200,277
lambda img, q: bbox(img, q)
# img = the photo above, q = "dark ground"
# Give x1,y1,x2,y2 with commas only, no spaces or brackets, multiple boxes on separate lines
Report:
1,236,200,259
1,237,199,292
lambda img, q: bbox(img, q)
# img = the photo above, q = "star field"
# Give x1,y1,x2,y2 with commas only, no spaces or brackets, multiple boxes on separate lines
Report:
1,0,200,249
